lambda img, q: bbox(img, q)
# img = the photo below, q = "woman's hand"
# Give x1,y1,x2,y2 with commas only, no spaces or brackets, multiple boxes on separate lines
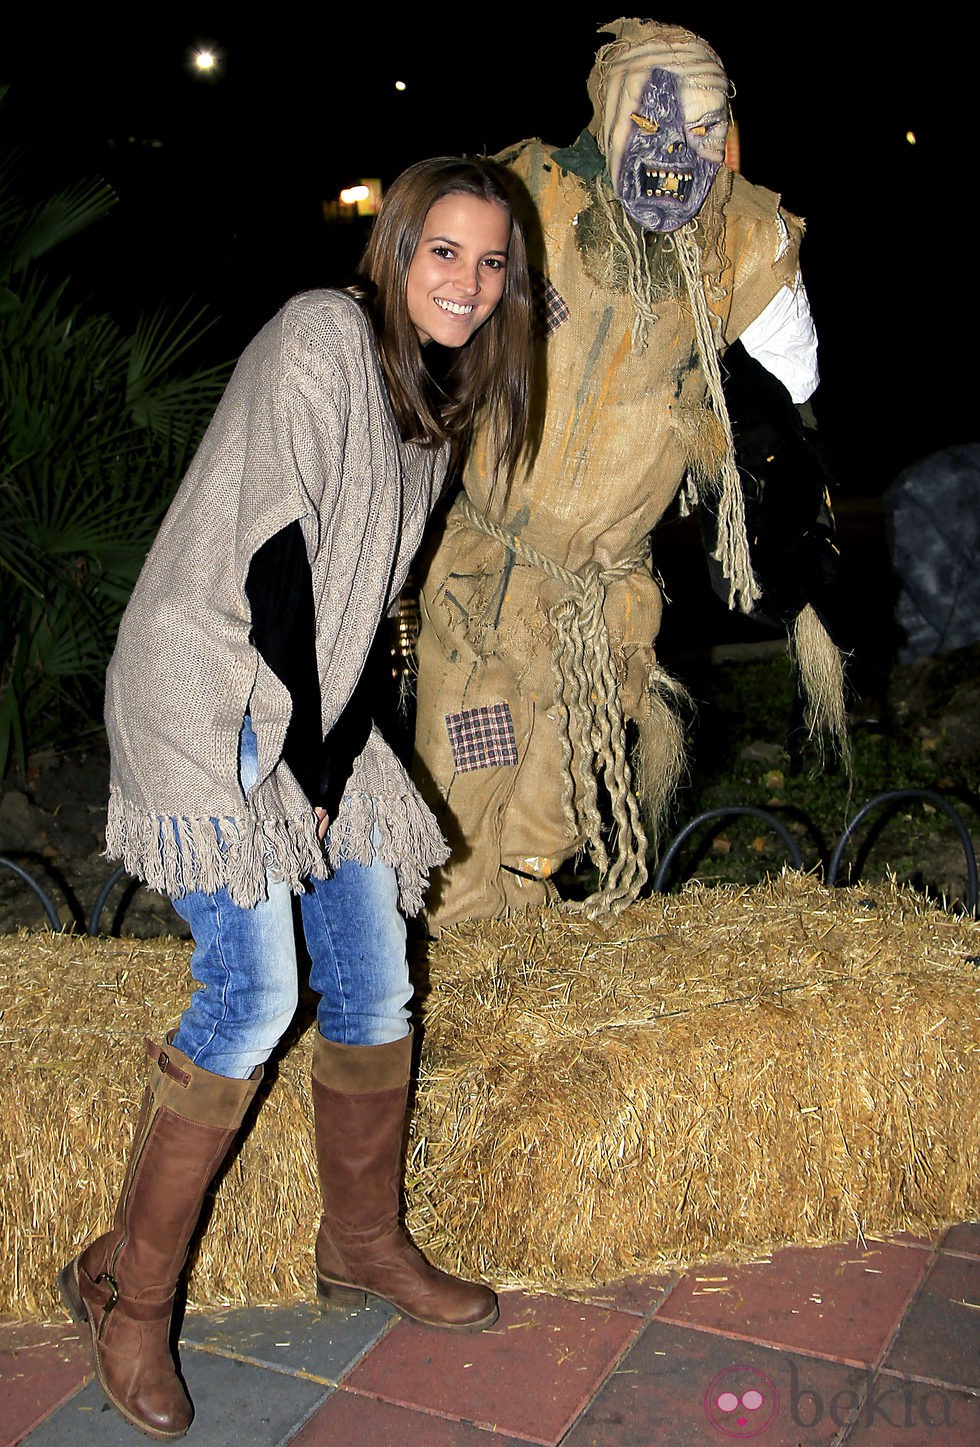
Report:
314,806,330,841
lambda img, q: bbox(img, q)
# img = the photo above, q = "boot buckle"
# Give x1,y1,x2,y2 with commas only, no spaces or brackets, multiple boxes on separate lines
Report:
95,1271,119,1312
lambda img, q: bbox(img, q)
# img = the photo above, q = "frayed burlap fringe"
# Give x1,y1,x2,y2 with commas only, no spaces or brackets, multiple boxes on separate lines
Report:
4,873,979,1319
633,664,691,844
791,603,851,766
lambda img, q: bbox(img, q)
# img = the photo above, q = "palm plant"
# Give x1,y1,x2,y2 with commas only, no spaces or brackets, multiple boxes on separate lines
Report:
0,87,230,775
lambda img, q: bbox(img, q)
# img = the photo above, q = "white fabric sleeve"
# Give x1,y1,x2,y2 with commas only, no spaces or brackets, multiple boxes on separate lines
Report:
738,273,820,403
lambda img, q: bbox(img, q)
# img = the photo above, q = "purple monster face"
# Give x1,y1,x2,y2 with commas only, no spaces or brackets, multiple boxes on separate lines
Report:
616,68,727,232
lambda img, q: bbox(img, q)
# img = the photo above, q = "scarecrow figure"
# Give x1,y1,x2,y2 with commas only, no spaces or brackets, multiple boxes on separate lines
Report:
414,18,845,932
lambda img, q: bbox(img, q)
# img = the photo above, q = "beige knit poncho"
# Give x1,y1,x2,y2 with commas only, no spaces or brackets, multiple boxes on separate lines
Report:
105,290,449,914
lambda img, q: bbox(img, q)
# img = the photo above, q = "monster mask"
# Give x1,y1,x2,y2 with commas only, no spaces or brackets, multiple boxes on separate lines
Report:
587,19,729,233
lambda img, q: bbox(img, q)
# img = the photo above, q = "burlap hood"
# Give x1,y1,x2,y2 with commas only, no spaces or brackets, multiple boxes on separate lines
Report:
585,17,729,194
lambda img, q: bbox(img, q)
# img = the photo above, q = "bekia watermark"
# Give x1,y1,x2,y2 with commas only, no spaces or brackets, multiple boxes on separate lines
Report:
703,1367,779,1438
703,1359,953,1437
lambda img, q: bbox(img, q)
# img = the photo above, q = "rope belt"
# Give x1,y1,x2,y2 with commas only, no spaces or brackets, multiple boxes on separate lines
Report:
457,494,650,917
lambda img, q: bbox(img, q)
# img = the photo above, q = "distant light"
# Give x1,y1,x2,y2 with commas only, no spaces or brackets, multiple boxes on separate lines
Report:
340,185,370,205
906,130,917,145
394,80,407,91
187,42,223,79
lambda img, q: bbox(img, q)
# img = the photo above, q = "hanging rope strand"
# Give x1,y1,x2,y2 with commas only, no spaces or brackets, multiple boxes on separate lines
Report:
458,496,649,916
670,225,760,613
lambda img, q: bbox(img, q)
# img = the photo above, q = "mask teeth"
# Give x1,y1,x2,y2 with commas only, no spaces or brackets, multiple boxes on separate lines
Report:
641,165,693,201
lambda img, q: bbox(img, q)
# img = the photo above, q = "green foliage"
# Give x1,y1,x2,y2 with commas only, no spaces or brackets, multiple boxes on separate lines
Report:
0,92,229,776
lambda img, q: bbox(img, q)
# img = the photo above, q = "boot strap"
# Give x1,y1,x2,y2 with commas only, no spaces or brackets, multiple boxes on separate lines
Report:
87,1271,175,1322
145,1037,191,1087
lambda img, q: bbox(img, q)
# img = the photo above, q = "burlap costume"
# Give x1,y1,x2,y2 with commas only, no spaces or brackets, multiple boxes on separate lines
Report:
414,31,809,931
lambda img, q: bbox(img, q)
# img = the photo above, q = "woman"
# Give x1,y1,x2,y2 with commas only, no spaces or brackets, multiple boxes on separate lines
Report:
58,156,532,1442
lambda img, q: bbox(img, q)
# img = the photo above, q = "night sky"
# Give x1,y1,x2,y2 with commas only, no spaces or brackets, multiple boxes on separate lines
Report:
4,10,973,490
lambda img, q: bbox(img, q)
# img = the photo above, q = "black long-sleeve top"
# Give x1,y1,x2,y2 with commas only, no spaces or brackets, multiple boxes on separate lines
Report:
245,521,371,815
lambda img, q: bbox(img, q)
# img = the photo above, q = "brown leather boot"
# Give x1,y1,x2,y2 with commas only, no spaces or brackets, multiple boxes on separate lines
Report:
312,1031,498,1331
58,1037,261,1441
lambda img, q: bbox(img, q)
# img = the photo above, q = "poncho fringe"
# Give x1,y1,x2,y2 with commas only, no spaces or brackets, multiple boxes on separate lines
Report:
106,782,449,917
325,788,450,919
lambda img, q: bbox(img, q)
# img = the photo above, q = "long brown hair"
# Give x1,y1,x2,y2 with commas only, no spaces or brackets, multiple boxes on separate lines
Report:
352,156,531,482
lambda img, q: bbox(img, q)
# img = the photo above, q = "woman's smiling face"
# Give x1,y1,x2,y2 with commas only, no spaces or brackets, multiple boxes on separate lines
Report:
406,193,510,347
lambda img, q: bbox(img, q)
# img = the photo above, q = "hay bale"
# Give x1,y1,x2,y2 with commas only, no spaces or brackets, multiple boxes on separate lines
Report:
1,933,320,1320
409,875,980,1290
3,874,980,1320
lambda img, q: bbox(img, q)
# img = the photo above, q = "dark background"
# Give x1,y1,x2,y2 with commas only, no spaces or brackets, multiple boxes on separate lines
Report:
2,9,977,923
4,8,972,493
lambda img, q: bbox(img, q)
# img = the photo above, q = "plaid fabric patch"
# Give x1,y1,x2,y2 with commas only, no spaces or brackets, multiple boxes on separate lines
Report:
446,702,519,772
531,267,570,338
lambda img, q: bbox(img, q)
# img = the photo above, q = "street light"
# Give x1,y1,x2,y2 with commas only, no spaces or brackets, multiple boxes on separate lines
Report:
340,180,381,216
188,43,223,79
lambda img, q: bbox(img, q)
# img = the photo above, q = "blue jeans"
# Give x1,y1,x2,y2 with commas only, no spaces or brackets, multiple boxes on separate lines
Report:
170,719,411,1078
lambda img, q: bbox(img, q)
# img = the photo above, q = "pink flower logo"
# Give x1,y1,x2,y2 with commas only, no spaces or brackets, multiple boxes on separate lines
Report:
703,1366,780,1437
